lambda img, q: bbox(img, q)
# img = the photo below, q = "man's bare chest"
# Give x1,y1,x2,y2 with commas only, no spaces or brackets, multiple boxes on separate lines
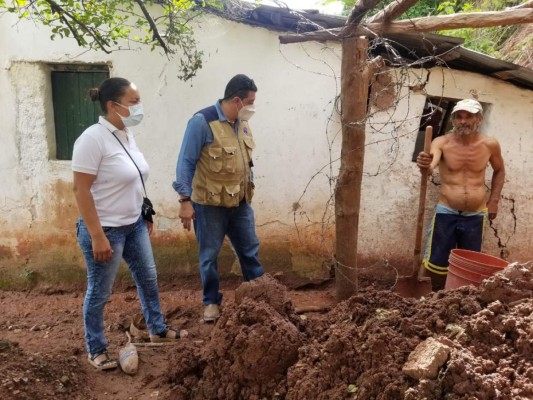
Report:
441,143,491,173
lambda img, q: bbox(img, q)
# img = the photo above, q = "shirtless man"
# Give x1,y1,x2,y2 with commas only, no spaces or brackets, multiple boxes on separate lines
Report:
416,99,505,291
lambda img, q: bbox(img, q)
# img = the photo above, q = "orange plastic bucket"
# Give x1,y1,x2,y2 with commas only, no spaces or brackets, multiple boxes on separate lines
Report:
448,254,498,275
445,263,488,288
450,249,508,272
445,249,508,290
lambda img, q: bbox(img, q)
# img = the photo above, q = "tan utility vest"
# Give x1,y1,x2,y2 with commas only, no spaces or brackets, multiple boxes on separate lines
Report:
191,106,255,207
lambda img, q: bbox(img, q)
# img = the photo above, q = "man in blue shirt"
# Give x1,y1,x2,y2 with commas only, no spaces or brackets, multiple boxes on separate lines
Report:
173,74,264,322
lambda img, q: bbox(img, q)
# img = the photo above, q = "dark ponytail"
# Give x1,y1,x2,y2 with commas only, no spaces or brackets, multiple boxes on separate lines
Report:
89,77,131,114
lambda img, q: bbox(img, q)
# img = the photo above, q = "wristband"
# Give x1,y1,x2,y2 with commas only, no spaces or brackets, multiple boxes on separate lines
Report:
178,197,191,203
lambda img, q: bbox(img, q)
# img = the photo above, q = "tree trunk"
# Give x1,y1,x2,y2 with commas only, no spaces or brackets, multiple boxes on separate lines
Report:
335,37,370,301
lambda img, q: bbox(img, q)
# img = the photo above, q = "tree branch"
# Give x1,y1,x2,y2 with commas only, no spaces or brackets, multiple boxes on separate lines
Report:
280,8,533,44
56,10,85,47
366,0,420,23
133,0,171,55
347,0,384,26
508,0,533,10
42,0,111,53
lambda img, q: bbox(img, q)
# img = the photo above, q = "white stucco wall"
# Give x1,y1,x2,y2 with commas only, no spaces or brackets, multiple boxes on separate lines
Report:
0,9,532,284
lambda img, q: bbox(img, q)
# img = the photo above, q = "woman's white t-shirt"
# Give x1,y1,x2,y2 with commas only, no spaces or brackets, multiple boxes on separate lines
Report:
72,116,149,227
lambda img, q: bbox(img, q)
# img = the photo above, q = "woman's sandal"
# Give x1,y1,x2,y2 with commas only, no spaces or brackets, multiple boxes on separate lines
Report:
149,327,189,343
88,350,118,371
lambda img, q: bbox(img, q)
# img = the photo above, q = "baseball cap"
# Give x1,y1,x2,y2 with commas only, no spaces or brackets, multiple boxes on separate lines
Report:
452,99,483,115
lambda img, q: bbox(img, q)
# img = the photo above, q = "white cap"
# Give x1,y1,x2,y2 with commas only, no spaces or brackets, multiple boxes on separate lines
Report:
452,99,483,115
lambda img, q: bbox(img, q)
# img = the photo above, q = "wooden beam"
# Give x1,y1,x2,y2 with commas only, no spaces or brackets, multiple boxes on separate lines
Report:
491,70,518,80
279,27,344,44
367,0,420,23
370,8,533,34
335,36,370,301
279,7,533,44
280,8,532,44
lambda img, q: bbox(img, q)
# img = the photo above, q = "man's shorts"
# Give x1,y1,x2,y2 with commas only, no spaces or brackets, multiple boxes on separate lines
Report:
423,204,488,275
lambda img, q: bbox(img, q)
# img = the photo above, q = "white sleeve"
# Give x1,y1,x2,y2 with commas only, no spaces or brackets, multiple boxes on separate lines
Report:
72,133,102,175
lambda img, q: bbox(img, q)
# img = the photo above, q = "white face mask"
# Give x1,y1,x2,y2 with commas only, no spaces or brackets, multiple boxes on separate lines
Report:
238,104,256,121
115,102,144,127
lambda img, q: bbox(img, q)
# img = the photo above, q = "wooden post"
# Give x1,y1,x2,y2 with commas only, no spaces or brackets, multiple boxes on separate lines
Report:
335,36,370,301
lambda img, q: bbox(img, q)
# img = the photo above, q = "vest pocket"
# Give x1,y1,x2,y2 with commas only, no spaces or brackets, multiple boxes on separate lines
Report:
242,137,255,160
223,146,237,173
208,147,223,173
223,183,241,207
205,181,222,206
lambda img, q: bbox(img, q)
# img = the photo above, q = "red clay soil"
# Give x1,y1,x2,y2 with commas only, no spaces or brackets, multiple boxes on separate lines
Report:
2,263,533,400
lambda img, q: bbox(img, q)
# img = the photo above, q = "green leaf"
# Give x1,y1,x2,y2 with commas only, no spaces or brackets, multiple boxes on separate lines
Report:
0,0,211,81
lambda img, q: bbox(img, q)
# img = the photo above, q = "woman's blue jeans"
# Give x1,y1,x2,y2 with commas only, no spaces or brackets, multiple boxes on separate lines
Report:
77,216,167,355
193,201,264,305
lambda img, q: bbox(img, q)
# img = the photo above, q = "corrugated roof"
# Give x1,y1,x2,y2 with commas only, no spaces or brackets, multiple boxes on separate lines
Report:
209,3,533,91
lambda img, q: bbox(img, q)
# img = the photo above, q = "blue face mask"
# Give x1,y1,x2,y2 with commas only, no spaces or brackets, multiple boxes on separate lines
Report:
114,102,144,127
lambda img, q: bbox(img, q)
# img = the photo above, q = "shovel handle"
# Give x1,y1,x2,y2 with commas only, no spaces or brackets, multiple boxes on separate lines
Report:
413,126,433,274
423,126,432,154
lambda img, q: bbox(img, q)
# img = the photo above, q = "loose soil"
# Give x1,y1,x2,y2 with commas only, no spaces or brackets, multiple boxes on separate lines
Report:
1,263,533,400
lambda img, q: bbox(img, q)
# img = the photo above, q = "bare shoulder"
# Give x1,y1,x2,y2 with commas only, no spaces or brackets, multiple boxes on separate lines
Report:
481,134,501,153
433,133,449,147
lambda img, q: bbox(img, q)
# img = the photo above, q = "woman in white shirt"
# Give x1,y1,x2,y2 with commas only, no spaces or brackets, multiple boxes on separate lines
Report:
72,77,187,371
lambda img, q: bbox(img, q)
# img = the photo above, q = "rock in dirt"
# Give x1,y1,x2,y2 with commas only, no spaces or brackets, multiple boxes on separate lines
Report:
403,337,450,380
0,340,17,353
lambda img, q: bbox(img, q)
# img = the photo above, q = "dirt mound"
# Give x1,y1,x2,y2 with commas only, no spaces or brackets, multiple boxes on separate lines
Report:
168,298,304,399
408,298,533,399
0,340,88,400
4,262,533,399
286,263,533,400
234,273,294,317
479,261,533,304
285,287,483,399
163,262,533,399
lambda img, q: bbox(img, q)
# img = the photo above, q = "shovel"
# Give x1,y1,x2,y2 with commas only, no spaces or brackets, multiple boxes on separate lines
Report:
393,126,433,298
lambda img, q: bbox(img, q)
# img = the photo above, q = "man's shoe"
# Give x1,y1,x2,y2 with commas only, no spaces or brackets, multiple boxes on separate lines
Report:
203,304,220,322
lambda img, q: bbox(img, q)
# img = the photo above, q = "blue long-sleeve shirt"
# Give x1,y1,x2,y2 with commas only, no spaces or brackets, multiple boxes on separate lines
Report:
173,101,240,196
